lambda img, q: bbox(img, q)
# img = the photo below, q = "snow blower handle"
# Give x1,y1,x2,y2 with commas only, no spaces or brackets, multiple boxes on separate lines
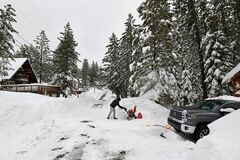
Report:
120,106,128,112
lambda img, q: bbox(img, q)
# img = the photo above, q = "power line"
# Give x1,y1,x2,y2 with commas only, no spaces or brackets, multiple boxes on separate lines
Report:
13,42,21,48
15,7,42,32
14,38,24,47
26,0,58,38
12,39,22,51
15,33,31,45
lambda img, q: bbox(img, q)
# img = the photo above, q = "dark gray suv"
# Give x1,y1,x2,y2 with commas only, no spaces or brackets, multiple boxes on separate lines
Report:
168,99,240,141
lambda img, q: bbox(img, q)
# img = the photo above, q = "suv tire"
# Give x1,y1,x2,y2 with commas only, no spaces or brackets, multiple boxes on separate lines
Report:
194,125,209,141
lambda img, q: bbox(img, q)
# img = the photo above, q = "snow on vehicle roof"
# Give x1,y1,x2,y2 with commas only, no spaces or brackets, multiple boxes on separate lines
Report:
1,58,28,80
207,95,240,102
222,63,240,83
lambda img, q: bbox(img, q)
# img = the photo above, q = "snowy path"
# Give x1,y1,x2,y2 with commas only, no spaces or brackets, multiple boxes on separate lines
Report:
0,90,194,160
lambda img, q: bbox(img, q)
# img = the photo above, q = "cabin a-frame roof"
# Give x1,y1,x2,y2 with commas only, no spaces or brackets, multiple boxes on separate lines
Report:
222,63,240,83
1,58,37,81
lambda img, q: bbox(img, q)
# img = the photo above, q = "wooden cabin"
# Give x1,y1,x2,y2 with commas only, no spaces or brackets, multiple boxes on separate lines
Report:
222,63,240,97
1,58,38,84
0,58,61,97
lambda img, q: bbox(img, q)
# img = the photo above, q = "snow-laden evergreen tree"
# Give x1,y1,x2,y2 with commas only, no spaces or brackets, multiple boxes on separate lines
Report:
34,30,53,83
130,0,177,104
14,44,31,58
102,33,121,95
189,0,209,99
118,14,136,97
203,1,232,97
172,0,201,105
129,25,145,96
179,70,194,106
229,0,240,66
81,59,90,86
53,23,78,97
172,0,209,100
0,4,17,78
137,0,173,71
89,61,99,87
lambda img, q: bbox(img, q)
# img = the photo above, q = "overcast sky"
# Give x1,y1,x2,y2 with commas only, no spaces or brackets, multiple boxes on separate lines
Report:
0,0,143,66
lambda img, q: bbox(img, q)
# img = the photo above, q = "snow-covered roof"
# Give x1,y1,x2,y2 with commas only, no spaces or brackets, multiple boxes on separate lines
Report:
222,63,240,83
1,58,29,80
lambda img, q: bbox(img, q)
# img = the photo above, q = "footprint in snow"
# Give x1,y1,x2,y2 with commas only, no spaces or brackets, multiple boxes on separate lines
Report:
53,152,69,160
16,150,27,155
80,133,90,138
58,136,70,142
51,147,63,151
80,120,93,123
88,125,96,128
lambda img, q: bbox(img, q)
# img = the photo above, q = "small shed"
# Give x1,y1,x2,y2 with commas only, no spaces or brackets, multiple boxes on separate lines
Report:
222,63,240,97
0,58,61,97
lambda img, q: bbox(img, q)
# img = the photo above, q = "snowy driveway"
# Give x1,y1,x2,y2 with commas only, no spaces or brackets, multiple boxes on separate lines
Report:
0,90,194,160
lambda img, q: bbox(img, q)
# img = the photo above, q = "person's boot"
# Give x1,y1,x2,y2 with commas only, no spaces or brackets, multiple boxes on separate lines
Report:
114,117,118,119
107,117,109,119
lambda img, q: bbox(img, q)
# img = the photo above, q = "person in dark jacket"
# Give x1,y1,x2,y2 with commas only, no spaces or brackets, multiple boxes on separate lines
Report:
107,97,126,119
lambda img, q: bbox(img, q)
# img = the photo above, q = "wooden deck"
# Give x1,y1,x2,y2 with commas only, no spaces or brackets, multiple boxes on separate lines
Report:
0,84,61,97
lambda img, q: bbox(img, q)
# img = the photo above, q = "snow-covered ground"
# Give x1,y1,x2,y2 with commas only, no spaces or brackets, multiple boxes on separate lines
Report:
0,89,240,160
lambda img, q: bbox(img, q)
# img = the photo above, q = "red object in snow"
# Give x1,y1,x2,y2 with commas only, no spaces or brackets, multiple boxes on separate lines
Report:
137,112,143,119
133,106,137,112
128,109,135,117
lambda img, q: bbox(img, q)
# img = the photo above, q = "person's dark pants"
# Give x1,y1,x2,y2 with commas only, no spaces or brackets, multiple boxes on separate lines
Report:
107,106,116,118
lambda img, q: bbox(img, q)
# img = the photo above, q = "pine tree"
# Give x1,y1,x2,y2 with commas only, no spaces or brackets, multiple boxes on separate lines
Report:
172,0,209,99
89,61,100,87
15,44,31,58
0,4,17,58
172,0,201,104
102,33,121,95
129,25,145,96
137,0,173,71
52,23,79,97
179,70,194,106
81,59,90,86
203,0,232,97
118,14,136,97
130,0,175,99
34,30,52,83
188,0,209,99
0,4,17,78
230,0,240,66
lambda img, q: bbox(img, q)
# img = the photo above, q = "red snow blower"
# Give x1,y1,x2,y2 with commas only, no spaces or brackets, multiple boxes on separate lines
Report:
123,105,143,120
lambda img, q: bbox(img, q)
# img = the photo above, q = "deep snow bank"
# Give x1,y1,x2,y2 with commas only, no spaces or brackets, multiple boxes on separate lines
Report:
188,98,240,160
1,90,183,160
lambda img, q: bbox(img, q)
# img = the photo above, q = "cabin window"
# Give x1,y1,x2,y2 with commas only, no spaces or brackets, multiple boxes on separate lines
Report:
6,81,15,85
